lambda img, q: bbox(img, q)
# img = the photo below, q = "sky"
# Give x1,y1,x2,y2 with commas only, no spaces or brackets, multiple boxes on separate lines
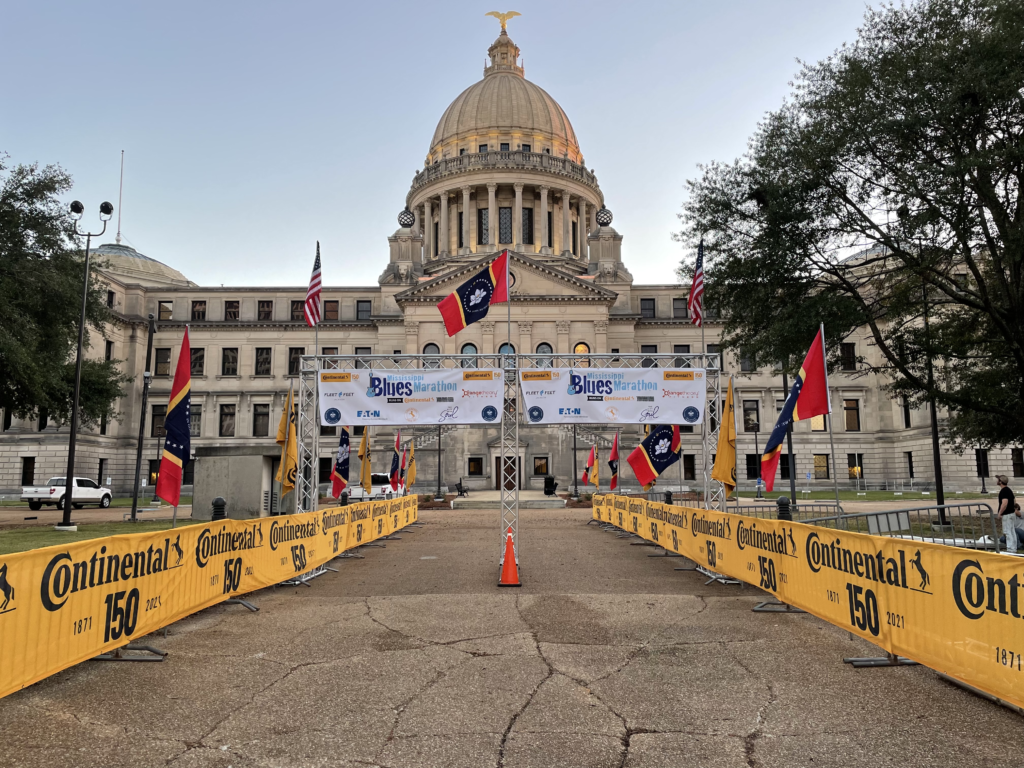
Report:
2,0,870,288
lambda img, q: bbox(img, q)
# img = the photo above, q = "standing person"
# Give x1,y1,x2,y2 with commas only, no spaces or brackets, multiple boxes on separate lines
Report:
996,475,1016,554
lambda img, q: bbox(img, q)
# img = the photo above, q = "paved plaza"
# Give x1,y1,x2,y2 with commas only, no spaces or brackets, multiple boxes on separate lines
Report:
2,507,1021,768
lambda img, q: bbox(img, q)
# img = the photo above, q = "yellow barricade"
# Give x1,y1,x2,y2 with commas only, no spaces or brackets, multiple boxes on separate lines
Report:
0,496,418,700
594,494,1024,710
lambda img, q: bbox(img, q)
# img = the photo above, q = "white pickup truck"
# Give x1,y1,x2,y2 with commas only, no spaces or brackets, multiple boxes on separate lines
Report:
21,477,113,511
342,473,406,502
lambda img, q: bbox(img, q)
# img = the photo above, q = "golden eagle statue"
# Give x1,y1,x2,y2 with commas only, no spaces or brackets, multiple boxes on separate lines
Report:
485,11,521,33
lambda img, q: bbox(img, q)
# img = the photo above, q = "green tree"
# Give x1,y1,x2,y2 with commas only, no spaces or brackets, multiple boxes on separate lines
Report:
678,0,1024,450
0,157,131,427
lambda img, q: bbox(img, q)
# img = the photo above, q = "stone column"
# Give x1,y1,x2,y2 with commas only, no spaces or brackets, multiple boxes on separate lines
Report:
487,183,497,249
556,320,571,354
539,186,549,254
405,320,419,356
594,319,608,354
461,186,472,254
423,198,433,261
590,205,598,233
439,191,449,258
519,320,533,357
412,206,421,238
513,183,524,251
578,199,588,261
561,190,572,257
481,321,496,355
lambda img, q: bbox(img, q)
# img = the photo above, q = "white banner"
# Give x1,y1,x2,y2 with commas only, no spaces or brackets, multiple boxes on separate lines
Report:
319,369,504,426
519,368,707,425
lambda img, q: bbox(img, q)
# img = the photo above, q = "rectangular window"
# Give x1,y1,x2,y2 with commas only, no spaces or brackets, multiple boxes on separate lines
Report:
258,300,273,321
106,290,115,308
1013,448,1024,478
155,348,171,376
190,405,202,438
321,423,336,437
840,343,856,371
478,209,489,245
355,346,372,369
640,298,656,319
148,459,160,487
707,344,721,370
105,340,114,361
458,212,464,249
814,454,830,479
780,453,792,480
499,207,513,244
323,300,339,321
322,347,338,356
254,347,272,376
98,458,107,485
522,207,534,245
844,399,861,431
459,148,466,156
288,347,305,376
38,408,48,431
357,300,372,321
224,300,239,321
742,400,760,432
434,221,439,255
739,349,755,372
640,344,658,368
319,457,333,483
975,448,989,478
99,413,107,435
158,300,173,321
500,142,509,151
547,211,553,248
191,300,207,321
219,404,236,437
222,348,238,376
746,454,760,480
253,404,270,437
906,451,915,479
521,143,531,152
683,454,696,481
673,344,690,368
468,457,484,476
479,144,488,153
151,404,167,438
672,298,688,319
21,457,35,486
811,414,827,432
2,408,11,431
533,456,549,475
902,397,912,428
572,221,578,255
190,347,205,376
353,425,365,436
290,300,305,321
847,453,865,480
182,459,194,486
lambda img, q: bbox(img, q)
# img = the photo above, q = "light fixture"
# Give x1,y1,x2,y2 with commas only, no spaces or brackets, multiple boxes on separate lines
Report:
69,200,84,220
99,201,114,220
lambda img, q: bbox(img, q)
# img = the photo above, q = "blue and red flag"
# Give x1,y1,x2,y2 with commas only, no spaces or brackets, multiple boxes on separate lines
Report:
761,326,832,492
331,428,350,499
437,250,509,337
627,425,682,488
389,431,402,491
155,327,191,506
608,432,619,491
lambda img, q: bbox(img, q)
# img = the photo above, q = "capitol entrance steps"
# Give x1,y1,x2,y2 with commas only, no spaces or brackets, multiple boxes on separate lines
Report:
450,490,566,510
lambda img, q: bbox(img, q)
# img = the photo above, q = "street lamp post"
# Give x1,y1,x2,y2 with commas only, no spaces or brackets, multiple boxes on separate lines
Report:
572,425,579,499
59,201,113,530
435,425,445,502
129,314,156,522
752,422,762,499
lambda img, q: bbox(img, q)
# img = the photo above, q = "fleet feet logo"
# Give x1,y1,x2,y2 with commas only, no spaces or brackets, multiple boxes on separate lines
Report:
0,563,14,614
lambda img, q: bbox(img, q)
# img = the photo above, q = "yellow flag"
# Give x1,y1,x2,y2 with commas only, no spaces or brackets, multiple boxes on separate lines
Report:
711,376,737,498
358,428,372,494
590,444,599,490
275,385,298,495
407,444,416,489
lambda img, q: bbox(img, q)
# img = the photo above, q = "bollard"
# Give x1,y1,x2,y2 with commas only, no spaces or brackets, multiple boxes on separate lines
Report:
340,491,348,507
211,496,226,520
664,491,673,505
776,495,792,522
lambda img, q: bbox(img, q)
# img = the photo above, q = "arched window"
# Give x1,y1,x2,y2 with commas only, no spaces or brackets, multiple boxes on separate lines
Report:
499,341,516,370
461,342,477,368
535,342,553,368
573,341,590,368
423,343,440,369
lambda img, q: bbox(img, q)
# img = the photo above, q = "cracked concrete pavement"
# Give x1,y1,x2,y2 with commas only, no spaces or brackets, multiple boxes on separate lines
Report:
1,507,1022,768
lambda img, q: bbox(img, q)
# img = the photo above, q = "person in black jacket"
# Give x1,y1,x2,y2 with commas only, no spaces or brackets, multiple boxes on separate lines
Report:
996,475,1016,554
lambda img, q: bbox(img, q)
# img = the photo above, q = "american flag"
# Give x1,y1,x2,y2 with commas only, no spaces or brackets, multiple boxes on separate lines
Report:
687,238,705,327
304,242,322,327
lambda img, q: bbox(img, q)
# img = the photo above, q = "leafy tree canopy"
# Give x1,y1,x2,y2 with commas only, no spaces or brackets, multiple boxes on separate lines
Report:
0,156,131,427
677,0,1024,451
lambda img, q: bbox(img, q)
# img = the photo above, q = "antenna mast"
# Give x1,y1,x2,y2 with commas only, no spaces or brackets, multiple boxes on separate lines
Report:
115,150,124,244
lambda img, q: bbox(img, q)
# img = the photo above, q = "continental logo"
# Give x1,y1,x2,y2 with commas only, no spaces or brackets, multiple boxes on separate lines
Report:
269,518,319,551
321,372,352,382
951,559,1021,620
195,524,265,568
691,514,732,540
322,509,348,531
349,506,371,521
463,371,496,381
644,504,687,529
663,371,695,381
40,536,186,612
736,521,797,558
805,532,929,593
521,371,552,381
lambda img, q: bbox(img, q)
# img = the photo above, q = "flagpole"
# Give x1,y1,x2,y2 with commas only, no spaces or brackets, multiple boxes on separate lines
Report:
700,320,708,509
820,323,843,518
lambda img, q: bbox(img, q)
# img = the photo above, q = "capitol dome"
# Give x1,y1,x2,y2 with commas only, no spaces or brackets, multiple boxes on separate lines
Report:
426,31,582,165
92,242,195,288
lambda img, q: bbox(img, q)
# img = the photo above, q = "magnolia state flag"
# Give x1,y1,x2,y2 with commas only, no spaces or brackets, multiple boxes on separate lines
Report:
436,251,509,336
155,328,191,506
627,425,682,488
389,431,402,491
331,428,350,498
608,432,619,491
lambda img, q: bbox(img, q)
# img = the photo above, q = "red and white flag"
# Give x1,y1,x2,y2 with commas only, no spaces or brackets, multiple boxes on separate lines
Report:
304,241,322,327
687,239,705,327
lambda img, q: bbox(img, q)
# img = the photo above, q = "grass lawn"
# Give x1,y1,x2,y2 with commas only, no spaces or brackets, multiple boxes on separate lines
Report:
0,519,203,556
734,489,990,502
0,496,193,508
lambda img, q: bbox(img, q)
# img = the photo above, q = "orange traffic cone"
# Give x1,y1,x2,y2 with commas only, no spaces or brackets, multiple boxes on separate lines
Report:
498,526,521,587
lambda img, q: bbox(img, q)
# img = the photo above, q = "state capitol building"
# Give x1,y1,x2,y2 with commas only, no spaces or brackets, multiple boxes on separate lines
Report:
1,28,1018,513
